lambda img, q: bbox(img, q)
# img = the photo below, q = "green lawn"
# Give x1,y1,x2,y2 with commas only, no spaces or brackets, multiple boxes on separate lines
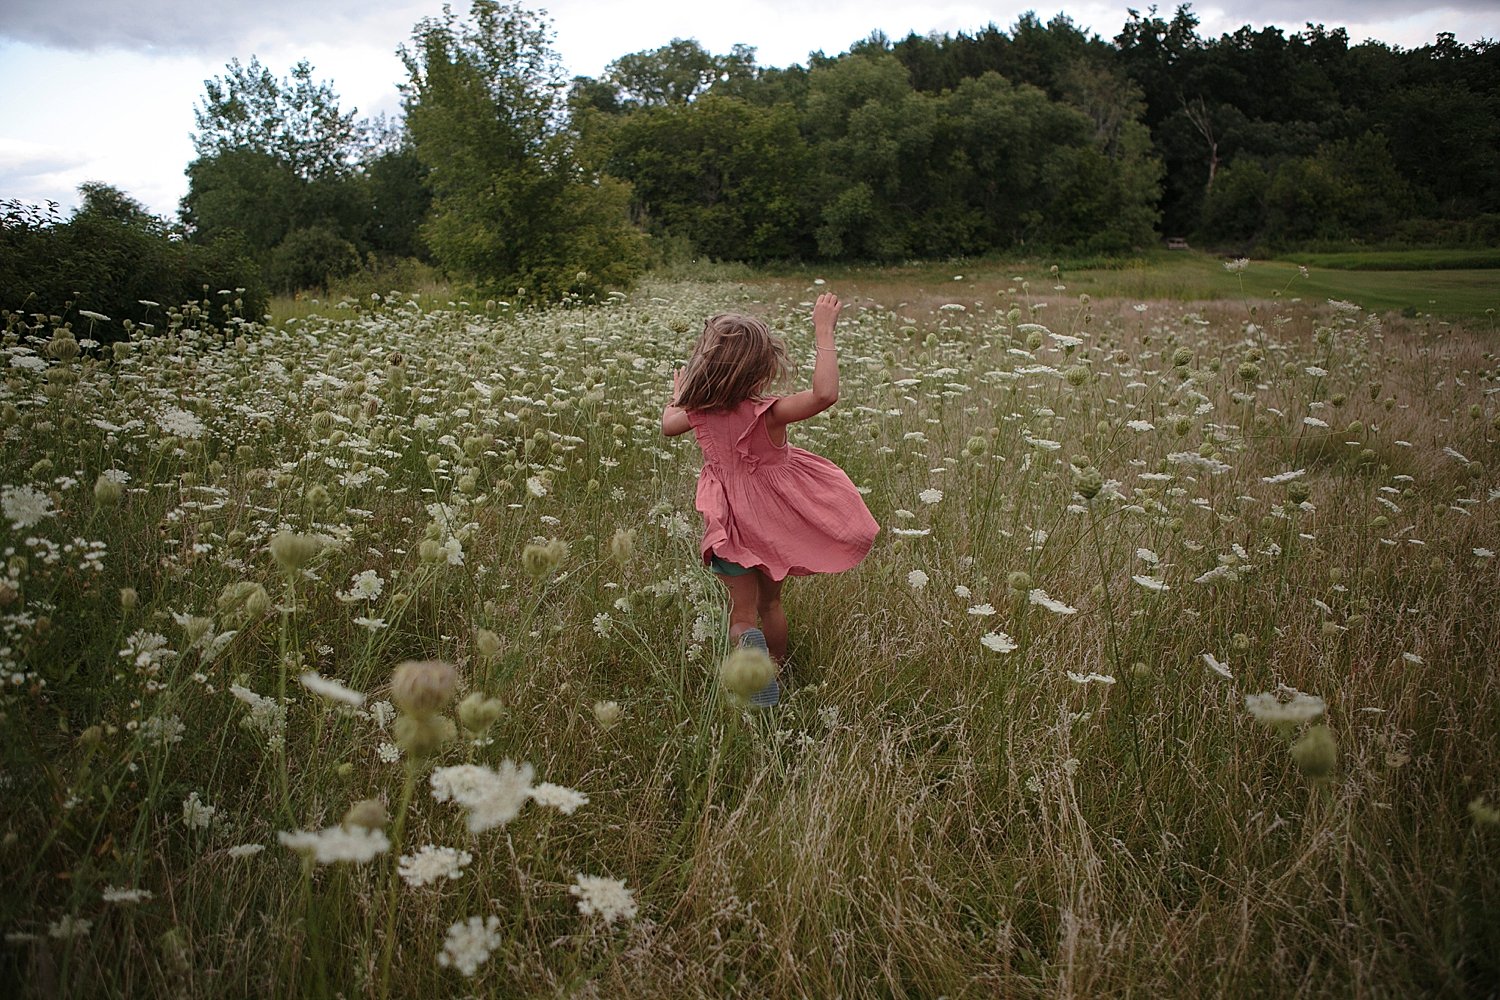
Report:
274,250,1500,326
1060,252,1500,318
747,250,1498,319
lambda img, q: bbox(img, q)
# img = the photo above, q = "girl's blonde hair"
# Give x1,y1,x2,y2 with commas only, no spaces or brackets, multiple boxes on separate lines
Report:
674,313,791,411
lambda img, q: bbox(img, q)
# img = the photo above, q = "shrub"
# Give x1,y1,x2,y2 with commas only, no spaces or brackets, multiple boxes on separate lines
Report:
0,187,268,344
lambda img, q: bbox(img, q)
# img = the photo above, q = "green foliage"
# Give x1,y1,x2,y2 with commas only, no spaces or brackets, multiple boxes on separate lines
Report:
401,0,645,300
269,226,361,293
0,187,268,343
604,38,758,108
193,56,362,181
182,58,431,293
611,96,810,261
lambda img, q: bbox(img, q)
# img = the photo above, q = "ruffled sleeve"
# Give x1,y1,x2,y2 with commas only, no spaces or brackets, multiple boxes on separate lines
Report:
733,397,779,472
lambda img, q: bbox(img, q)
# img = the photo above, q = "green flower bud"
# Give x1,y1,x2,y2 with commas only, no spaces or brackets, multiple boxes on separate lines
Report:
1074,466,1103,501
269,532,322,572
592,700,623,730
1291,725,1338,780
719,647,776,705
609,528,636,564
93,474,123,505
391,660,457,719
393,713,456,759
342,799,388,831
475,628,503,659
1006,571,1033,593
1172,346,1193,367
457,692,504,736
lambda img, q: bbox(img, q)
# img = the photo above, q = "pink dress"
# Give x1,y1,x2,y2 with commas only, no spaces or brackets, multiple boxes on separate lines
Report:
687,397,879,582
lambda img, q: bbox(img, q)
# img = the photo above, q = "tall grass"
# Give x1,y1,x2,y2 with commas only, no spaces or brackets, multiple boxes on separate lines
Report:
1,268,1497,997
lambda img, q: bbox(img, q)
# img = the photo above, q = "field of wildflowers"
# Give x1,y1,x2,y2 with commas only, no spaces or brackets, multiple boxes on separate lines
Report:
2,269,1497,997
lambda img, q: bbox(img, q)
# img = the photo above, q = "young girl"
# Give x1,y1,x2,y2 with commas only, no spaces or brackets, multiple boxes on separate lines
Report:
661,292,879,707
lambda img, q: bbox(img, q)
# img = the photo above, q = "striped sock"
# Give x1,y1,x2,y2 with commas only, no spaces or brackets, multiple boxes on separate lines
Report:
738,628,780,708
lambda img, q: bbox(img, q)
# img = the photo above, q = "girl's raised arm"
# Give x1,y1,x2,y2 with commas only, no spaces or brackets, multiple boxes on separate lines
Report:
769,292,841,427
662,367,692,436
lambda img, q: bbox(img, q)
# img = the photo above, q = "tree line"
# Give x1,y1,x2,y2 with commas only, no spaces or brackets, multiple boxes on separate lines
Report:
5,0,1497,327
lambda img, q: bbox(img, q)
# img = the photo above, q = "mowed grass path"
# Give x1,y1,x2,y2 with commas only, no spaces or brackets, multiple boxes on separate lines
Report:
750,251,1499,320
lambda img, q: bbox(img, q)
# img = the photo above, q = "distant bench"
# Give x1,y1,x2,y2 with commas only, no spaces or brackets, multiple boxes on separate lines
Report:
1165,237,1190,250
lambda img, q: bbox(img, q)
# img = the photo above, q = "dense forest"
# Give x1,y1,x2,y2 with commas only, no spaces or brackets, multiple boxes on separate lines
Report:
5,1,1498,320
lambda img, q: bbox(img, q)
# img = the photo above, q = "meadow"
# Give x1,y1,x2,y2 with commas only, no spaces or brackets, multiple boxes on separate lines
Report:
2,263,1498,997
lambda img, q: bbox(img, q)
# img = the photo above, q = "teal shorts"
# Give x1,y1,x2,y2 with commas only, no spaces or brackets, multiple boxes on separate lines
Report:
708,553,754,577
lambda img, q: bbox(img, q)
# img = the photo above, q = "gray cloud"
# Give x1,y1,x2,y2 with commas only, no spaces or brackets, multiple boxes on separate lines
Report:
1193,0,1500,35
5,0,1496,54
0,1,428,53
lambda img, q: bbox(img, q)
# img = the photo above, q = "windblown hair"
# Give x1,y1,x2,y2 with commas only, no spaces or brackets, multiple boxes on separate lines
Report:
674,313,792,411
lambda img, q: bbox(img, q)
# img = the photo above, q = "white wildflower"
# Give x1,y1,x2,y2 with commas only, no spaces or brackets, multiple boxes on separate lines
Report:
437,915,502,977
339,569,385,602
399,845,473,887
1244,690,1326,725
102,886,154,904
1,485,55,529
48,916,91,939
156,406,206,439
182,791,216,830
1202,653,1232,679
277,825,389,865
906,569,929,590
529,782,589,815
980,631,1017,653
430,761,534,833
1028,589,1077,615
570,874,638,924
299,672,365,707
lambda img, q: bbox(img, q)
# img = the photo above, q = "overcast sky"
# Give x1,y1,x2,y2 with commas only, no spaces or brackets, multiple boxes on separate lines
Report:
2,0,1497,218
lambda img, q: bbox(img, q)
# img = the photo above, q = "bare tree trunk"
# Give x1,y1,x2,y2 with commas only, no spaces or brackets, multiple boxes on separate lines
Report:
1182,95,1220,196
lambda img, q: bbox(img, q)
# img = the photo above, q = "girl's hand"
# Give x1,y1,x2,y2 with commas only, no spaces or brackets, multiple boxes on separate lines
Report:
813,292,841,335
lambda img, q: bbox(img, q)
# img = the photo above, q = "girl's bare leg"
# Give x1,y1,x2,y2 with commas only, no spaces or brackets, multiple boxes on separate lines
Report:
721,571,761,646
755,571,787,665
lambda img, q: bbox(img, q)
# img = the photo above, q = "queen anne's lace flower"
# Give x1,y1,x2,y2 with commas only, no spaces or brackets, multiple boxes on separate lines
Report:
438,915,502,976
570,874,638,924
277,825,389,864
1,485,55,529
399,845,473,887
529,782,589,815
431,761,534,832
